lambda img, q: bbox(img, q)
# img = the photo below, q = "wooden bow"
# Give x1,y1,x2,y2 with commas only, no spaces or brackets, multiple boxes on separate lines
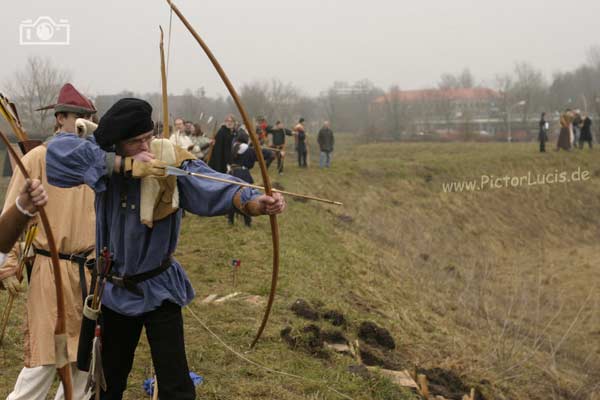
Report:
159,25,170,139
0,94,42,154
0,125,73,399
166,0,280,348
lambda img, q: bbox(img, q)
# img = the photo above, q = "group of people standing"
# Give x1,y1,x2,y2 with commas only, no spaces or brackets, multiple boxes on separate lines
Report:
162,113,335,227
168,117,212,160
166,114,336,173
539,110,594,152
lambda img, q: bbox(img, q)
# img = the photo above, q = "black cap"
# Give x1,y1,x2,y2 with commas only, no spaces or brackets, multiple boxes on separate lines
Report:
94,98,154,150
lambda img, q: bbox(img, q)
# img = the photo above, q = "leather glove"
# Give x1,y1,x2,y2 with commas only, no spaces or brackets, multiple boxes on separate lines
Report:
1,275,23,297
123,157,167,178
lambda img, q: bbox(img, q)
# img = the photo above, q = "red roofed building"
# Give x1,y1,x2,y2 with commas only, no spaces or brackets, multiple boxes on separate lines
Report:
370,87,508,140
373,87,500,104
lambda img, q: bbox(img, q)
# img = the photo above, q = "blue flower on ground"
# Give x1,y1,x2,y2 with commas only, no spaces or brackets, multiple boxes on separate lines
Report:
143,372,204,395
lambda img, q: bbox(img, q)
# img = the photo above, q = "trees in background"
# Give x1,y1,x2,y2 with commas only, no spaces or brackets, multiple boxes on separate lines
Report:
3,56,71,136
3,46,600,141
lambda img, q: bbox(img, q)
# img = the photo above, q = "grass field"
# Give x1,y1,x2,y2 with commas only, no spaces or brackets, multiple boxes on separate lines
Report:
0,136,599,399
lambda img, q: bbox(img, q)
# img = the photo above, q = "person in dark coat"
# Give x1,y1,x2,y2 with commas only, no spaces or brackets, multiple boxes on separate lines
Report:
208,114,236,173
294,118,307,168
579,113,593,149
317,121,334,167
267,121,293,175
538,112,549,152
572,111,582,148
228,132,256,226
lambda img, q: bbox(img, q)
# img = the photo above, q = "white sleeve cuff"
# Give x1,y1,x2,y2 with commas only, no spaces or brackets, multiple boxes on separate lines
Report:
15,196,36,217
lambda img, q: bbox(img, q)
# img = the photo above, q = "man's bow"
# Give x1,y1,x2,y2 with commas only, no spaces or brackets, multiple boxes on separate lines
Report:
0,96,73,399
166,0,280,348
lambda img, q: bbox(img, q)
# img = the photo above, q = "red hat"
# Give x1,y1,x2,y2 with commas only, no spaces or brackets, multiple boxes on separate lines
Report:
36,83,96,114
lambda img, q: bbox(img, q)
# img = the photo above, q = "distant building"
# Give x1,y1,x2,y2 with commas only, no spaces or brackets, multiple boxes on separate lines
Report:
370,87,514,139
373,87,501,118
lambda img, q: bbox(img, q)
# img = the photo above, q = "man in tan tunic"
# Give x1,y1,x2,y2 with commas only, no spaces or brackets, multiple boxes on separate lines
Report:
0,83,96,400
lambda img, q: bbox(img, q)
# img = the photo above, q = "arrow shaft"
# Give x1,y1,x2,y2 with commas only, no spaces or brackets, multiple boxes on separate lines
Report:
177,169,342,205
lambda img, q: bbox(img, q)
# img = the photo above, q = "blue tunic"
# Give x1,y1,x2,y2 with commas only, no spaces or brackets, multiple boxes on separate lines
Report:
46,133,259,316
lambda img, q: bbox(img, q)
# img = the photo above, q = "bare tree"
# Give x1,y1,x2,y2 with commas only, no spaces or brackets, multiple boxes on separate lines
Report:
438,73,460,90
458,68,475,89
3,56,71,136
513,62,547,128
319,88,337,127
438,68,475,90
382,85,408,139
586,44,600,70
495,73,515,136
239,81,271,121
178,88,204,122
323,79,384,134
268,79,304,124
432,90,454,134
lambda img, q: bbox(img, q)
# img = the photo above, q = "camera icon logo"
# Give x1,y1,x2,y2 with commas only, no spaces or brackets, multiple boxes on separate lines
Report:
19,17,70,45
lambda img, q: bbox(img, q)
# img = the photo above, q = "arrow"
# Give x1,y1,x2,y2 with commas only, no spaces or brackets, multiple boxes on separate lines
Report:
165,166,342,206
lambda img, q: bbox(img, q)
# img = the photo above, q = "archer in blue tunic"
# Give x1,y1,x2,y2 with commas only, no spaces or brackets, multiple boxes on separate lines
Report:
46,98,286,400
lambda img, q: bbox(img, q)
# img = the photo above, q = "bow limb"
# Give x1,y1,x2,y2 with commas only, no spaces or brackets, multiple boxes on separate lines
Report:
0,94,44,155
0,95,28,142
159,26,170,139
166,0,280,348
0,128,73,399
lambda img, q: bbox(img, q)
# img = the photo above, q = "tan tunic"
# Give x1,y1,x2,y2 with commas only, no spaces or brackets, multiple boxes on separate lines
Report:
557,111,574,151
0,145,95,367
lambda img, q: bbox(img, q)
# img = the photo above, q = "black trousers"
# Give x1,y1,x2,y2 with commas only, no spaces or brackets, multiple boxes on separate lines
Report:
298,149,307,167
99,301,195,400
275,146,285,173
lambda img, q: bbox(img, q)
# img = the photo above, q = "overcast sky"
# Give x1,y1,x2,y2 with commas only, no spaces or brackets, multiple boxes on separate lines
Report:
1,0,599,98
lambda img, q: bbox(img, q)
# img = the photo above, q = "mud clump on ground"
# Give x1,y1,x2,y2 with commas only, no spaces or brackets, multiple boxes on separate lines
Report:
321,329,348,344
358,321,396,350
417,367,486,400
323,310,346,326
359,343,405,370
281,326,295,346
291,299,320,321
280,324,329,359
301,324,324,350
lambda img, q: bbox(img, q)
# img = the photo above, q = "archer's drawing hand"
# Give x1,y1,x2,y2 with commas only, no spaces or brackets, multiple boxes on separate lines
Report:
124,154,167,178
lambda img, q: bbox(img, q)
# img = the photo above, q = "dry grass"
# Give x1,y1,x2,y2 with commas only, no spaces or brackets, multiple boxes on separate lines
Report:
0,137,599,399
